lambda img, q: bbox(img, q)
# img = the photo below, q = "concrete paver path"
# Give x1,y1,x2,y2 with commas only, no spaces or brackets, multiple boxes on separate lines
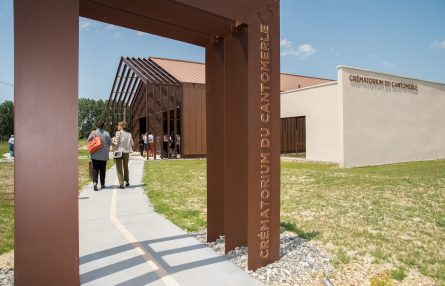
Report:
79,156,263,286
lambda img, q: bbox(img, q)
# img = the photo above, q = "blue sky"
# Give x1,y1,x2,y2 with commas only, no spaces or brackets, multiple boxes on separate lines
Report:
1,0,444,102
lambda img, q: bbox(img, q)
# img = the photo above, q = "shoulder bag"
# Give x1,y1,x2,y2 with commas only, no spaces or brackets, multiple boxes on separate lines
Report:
87,131,103,154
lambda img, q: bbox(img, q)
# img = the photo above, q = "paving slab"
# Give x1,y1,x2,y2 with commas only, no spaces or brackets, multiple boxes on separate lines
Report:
79,156,263,286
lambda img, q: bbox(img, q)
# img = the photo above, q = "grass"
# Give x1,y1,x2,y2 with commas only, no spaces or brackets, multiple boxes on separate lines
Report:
389,267,407,281
0,138,115,255
0,162,14,255
143,159,207,232
0,141,9,156
143,158,445,285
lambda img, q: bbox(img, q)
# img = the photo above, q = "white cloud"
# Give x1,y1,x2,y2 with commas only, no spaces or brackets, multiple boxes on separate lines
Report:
280,38,292,48
111,32,120,38
80,20,94,30
281,39,316,60
432,40,445,49
136,31,147,36
381,61,396,68
105,24,115,30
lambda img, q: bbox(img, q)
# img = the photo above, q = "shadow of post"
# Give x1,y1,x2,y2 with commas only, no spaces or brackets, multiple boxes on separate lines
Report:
280,221,320,240
80,234,227,285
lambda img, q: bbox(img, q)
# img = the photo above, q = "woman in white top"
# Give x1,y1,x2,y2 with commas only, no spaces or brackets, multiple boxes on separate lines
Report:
113,121,134,189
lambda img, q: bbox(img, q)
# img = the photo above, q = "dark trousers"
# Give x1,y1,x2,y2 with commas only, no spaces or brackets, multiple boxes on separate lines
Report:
92,159,107,185
115,153,130,186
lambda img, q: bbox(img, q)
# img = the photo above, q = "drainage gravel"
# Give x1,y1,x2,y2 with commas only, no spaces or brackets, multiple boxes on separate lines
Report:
190,230,334,286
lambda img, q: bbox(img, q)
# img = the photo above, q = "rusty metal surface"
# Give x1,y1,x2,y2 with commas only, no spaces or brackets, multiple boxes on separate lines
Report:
246,0,281,269
15,2,281,283
151,57,206,84
14,0,80,285
223,27,249,252
205,41,225,242
182,83,207,157
281,116,306,153
280,73,335,92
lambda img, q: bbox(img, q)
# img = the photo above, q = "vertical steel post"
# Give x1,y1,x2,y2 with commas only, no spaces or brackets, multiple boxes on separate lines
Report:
205,40,225,242
223,27,248,251
246,1,281,270
14,0,79,284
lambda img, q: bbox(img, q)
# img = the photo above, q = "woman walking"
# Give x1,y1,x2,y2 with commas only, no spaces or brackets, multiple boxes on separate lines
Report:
113,121,133,189
87,121,112,191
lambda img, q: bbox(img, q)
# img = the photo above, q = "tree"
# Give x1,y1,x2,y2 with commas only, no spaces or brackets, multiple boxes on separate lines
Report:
0,100,14,139
78,98,108,138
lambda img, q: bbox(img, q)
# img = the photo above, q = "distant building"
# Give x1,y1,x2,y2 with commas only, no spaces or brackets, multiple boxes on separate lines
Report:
281,66,445,167
108,56,331,158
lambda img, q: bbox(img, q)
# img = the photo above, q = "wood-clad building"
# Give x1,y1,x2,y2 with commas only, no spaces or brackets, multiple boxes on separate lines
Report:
108,56,334,157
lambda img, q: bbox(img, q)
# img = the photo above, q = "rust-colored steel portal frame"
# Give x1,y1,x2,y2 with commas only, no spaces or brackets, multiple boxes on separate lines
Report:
14,0,280,284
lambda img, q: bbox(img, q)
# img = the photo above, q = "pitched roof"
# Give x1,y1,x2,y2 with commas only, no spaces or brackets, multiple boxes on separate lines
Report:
151,57,335,90
150,57,205,84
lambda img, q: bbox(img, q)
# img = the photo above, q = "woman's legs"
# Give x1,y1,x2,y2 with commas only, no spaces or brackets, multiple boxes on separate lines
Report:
122,153,130,185
115,157,124,187
91,159,100,190
98,160,107,187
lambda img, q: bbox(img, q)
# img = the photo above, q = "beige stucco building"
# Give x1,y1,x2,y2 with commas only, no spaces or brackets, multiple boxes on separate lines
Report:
281,66,445,167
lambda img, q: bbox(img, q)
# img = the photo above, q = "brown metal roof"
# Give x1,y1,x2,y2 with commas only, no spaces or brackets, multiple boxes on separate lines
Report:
150,57,335,90
150,57,206,84
109,56,336,108
280,73,335,92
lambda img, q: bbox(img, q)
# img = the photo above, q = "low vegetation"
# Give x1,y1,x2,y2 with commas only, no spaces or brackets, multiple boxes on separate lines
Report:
143,159,445,285
0,163,14,254
0,142,114,255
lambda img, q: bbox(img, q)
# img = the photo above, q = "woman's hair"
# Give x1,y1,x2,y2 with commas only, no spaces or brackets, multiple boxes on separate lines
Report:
96,120,105,129
118,121,127,130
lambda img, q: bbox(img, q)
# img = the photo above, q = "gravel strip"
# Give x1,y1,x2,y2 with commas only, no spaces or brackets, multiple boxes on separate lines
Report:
190,230,333,286
0,268,14,286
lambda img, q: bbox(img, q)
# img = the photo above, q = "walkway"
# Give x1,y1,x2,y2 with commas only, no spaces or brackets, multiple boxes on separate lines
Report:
79,156,263,286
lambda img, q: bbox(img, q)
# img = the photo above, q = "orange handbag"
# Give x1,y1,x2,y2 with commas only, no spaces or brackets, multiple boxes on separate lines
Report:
87,131,103,154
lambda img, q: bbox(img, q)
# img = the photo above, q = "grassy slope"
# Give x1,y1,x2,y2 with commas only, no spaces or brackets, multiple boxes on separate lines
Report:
0,163,14,254
143,159,445,284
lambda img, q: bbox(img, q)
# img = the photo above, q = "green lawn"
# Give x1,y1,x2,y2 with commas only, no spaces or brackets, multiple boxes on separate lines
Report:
0,162,14,254
143,159,207,231
0,141,9,156
143,159,445,285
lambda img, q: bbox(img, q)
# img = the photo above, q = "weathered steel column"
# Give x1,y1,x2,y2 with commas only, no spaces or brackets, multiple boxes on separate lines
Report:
205,40,225,242
246,1,281,270
224,26,248,251
14,0,80,284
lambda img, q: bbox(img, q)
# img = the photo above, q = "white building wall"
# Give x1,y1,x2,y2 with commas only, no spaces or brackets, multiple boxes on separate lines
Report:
338,66,445,167
281,83,339,163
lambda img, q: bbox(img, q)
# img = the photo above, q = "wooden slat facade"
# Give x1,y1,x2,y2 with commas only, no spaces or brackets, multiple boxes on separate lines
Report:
280,116,306,153
182,83,207,157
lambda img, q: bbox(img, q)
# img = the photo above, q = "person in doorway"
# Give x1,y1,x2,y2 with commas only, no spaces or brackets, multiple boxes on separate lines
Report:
163,134,169,158
169,133,175,158
8,135,14,158
175,134,181,157
87,121,112,191
113,121,133,189
142,132,147,157
139,134,145,157
147,131,154,159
